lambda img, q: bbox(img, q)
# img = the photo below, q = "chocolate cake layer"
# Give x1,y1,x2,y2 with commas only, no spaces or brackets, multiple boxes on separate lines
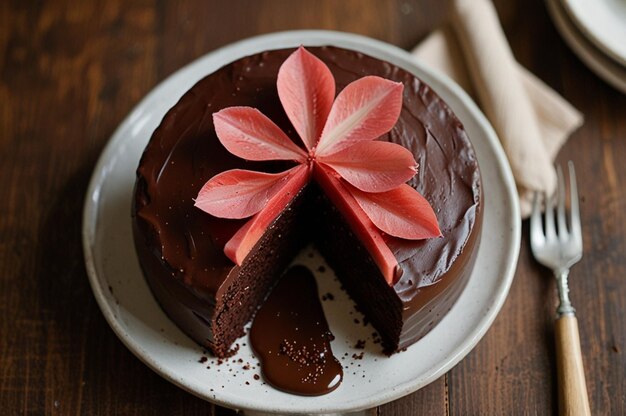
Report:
132,46,482,355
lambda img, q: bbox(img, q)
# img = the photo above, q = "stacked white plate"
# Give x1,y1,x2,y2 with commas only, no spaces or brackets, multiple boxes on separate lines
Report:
547,0,626,93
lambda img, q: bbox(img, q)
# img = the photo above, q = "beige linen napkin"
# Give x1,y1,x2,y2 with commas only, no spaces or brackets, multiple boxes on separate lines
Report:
412,0,583,217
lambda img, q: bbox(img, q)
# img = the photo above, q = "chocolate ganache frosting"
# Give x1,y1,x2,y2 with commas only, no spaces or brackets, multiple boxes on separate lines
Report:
133,46,482,354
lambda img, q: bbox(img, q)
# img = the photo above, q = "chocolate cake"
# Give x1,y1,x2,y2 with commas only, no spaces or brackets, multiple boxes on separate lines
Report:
132,46,482,358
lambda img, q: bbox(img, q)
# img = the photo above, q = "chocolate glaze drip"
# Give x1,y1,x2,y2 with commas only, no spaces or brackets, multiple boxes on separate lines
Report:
250,266,342,395
132,46,482,354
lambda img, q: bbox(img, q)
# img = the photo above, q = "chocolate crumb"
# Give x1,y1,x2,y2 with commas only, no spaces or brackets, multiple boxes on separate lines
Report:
199,356,208,363
317,265,326,273
253,374,260,380
224,343,240,356
354,340,366,349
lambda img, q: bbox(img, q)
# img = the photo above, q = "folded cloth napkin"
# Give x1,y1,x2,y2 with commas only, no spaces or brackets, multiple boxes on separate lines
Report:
412,0,583,217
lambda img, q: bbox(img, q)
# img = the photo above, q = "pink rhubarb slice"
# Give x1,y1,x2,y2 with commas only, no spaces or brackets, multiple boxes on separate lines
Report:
277,46,335,151
213,107,307,162
195,168,300,219
313,164,401,285
350,184,442,240
316,76,404,155
317,140,417,193
224,164,311,265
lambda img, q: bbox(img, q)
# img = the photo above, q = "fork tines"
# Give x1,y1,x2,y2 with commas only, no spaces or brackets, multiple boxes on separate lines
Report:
530,161,583,271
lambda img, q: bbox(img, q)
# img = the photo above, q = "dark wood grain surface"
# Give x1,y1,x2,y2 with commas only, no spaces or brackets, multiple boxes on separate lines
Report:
1,0,625,414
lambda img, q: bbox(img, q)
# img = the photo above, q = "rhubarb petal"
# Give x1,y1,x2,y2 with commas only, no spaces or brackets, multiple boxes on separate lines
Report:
277,46,335,151
318,141,417,192
224,164,311,264
313,165,401,285
316,76,403,155
195,168,302,219
350,184,441,240
213,107,307,162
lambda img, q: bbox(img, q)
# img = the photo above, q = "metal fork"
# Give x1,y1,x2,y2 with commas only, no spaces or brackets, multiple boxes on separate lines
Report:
530,161,591,416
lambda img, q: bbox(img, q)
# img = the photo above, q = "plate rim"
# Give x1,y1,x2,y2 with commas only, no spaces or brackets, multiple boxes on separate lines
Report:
561,0,626,67
82,30,521,413
547,0,626,94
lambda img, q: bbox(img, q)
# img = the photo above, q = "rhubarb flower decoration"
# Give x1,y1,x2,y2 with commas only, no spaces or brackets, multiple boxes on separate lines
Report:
195,47,441,284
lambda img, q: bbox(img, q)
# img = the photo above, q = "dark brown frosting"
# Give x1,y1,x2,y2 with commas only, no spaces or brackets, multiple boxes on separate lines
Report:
133,46,482,350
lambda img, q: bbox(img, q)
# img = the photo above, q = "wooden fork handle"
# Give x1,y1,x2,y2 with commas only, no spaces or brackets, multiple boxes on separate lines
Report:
555,315,591,416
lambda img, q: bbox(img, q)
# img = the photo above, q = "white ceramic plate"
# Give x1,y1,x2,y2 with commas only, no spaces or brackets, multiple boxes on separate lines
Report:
547,0,626,94
562,0,626,67
83,31,520,414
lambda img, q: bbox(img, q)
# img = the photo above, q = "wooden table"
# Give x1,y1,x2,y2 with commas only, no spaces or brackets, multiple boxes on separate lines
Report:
2,0,625,414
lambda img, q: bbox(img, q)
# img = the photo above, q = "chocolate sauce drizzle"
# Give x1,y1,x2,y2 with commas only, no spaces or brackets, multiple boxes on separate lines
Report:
250,266,342,395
